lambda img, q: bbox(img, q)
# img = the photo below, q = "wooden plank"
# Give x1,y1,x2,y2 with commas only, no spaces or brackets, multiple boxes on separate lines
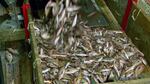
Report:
0,43,6,84
30,22,44,84
25,0,44,83
0,50,6,84
0,29,25,42
0,57,4,84
105,78,150,84
19,53,33,84
27,6,44,83
0,51,6,84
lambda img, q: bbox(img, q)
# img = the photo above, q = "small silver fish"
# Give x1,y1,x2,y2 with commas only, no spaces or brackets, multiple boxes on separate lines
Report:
66,6,80,12
83,76,91,84
73,53,88,57
45,1,56,16
59,9,66,23
5,51,13,63
58,4,64,15
7,48,19,55
65,0,70,8
58,68,66,80
59,63,70,80
54,36,60,45
56,26,63,36
140,57,147,65
113,64,120,77
44,80,52,84
126,61,142,73
134,64,145,77
68,36,75,46
52,4,59,16
41,32,50,40
65,67,80,74
84,60,95,64
42,68,50,74
72,14,78,27
96,75,105,83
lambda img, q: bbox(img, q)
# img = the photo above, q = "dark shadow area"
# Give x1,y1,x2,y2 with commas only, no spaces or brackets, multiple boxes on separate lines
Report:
0,58,4,84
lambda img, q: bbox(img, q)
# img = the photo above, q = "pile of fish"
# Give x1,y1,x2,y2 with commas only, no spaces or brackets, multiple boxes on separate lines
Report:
33,0,147,84
5,48,19,64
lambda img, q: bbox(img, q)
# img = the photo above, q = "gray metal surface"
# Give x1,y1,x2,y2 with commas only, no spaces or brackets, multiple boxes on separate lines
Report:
0,0,21,28
0,19,19,29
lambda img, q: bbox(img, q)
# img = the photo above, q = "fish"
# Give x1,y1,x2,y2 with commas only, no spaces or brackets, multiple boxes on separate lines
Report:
140,57,147,65
96,75,105,83
54,36,60,45
59,62,70,80
51,54,67,58
58,68,66,80
65,67,80,74
72,14,78,27
59,9,66,23
5,51,13,63
42,68,50,74
44,80,52,84
68,36,75,46
87,12,97,17
40,48,44,56
58,4,64,15
125,64,140,73
84,60,95,64
113,64,120,77
45,1,57,17
83,76,91,84
134,64,145,77
56,26,63,36
66,6,80,12
52,4,59,16
66,0,70,8
41,32,50,40
7,48,19,55
73,53,88,57
101,69,111,72
34,0,147,83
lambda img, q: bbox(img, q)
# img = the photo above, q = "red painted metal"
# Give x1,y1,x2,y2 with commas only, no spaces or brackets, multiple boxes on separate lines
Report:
121,0,133,32
133,0,138,4
22,4,30,39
